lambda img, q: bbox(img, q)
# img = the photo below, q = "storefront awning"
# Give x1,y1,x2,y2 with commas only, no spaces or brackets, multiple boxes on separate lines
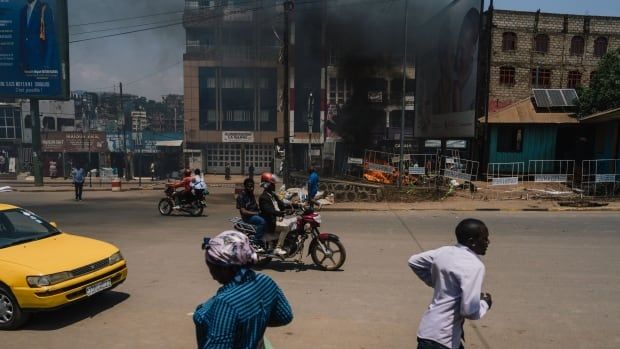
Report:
155,140,183,147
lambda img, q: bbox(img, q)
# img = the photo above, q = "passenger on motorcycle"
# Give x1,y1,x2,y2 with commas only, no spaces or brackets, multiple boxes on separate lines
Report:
236,178,266,252
258,172,296,256
168,169,194,209
191,169,207,201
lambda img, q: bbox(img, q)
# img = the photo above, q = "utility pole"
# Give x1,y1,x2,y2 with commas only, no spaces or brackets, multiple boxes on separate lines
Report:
307,91,314,169
30,99,43,186
282,0,294,186
398,0,409,188
120,82,130,181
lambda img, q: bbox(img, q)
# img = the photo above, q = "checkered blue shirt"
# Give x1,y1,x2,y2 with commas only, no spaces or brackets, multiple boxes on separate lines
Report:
194,269,293,349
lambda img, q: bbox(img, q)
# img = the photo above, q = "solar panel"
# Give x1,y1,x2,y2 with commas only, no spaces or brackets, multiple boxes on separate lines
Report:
532,89,578,107
548,89,565,106
561,89,578,106
533,89,551,108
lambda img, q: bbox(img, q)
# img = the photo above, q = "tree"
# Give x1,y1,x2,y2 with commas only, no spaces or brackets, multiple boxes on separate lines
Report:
577,47,620,117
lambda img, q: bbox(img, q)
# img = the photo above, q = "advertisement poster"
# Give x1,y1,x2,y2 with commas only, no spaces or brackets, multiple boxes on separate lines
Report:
414,0,481,138
0,0,69,99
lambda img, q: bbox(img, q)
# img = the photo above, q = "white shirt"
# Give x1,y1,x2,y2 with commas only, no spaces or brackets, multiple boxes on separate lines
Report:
191,175,206,190
408,244,489,349
27,0,38,25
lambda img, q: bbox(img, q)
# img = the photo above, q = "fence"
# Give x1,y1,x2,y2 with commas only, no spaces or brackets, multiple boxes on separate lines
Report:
527,160,575,197
362,150,439,188
486,162,525,199
441,156,479,182
580,159,620,197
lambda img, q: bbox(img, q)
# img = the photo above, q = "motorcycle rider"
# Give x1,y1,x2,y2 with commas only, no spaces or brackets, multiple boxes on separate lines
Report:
168,169,194,209
258,172,296,256
236,178,266,252
191,168,207,203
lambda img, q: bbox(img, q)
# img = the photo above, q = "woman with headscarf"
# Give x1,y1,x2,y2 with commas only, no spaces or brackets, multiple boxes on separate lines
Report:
195,231,293,349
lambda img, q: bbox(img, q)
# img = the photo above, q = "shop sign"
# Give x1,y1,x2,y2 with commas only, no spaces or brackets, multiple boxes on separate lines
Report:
42,132,106,152
222,131,254,143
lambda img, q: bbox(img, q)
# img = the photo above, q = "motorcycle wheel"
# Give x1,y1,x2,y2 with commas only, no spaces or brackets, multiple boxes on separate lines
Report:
158,198,173,216
310,236,346,271
189,205,204,217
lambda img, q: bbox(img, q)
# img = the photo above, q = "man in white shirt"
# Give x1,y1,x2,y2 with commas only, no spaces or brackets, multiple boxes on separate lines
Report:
409,218,492,349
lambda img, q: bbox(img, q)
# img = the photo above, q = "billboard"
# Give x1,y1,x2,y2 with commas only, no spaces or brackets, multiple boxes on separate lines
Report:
0,0,69,99
414,0,481,138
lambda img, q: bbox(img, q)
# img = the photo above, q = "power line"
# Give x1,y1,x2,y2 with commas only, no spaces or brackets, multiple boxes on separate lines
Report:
70,9,184,28
69,3,275,44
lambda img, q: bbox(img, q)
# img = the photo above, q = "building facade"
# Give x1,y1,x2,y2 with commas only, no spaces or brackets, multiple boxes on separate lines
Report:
488,10,620,113
183,0,283,174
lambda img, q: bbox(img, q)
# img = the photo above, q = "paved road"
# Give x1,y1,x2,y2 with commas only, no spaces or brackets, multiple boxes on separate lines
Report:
1,189,619,349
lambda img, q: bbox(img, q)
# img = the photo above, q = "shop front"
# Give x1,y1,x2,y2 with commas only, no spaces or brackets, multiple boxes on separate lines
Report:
42,131,107,178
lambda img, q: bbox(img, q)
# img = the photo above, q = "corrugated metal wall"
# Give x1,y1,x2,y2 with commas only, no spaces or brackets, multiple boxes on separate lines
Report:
489,125,557,163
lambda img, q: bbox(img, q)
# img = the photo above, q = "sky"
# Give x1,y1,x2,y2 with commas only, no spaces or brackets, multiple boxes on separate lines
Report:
68,0,620,101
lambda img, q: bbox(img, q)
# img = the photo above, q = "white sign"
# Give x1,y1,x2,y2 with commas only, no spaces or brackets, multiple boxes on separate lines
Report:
534,174,567,183
348,157,363,165
222,132,254,143
409,166,426,175
444,169,472,181
491,177,519,186
368,163,394,174
595,174,616,183
392,156,400,163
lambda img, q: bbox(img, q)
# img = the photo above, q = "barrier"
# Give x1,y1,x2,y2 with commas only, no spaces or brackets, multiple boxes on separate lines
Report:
362,149,439,187
441,156,479,182
580,159,620,197
111,178,122,192
486,162,525,199
527,160,574,197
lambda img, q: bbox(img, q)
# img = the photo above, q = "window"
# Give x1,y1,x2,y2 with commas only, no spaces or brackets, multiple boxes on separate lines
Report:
567,71,582,88
328,77,352,105
499,66,516,85
497,127,523,153
533,34,549,53
569,36,584,56
502,32,517,51
531,68,552,88
594,37,608,58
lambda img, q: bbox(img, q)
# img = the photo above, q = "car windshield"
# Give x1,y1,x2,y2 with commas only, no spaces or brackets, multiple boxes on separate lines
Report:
0,209,60,248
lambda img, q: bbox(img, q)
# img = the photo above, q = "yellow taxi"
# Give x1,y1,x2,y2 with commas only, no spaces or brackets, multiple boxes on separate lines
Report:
0,204,128,330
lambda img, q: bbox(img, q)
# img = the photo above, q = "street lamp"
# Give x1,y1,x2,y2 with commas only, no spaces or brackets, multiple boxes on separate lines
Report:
307,91,314,169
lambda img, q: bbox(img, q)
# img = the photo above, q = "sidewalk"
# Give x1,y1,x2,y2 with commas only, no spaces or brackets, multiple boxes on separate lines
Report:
3,176,619,211
320,197,620,212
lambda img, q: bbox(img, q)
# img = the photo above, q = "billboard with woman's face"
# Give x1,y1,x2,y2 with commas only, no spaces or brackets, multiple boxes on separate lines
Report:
0,0,69,99
414,0,481,138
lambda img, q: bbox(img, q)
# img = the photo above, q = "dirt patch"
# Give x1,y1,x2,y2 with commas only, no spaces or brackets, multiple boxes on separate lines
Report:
557,200,609,207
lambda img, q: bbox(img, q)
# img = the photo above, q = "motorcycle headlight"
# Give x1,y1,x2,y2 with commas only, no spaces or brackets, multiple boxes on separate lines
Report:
27,271,73,287
313,214,321,224
109,251,124,265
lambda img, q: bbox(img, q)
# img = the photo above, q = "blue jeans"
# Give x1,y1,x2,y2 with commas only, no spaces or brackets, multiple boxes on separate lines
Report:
245,215,266,241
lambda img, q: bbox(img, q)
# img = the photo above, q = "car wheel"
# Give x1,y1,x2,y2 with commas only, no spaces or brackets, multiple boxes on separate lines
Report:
0,285,29,330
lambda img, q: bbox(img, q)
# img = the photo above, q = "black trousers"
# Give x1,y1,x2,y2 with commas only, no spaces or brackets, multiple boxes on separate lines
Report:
74,183,84,200
417,338,463,349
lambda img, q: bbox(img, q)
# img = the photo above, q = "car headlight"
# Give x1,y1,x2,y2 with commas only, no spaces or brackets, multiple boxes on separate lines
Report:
109,251,124,265
27,271,73,287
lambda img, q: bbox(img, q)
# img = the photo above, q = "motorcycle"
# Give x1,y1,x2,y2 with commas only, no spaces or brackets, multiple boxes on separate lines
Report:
230,207,346,271
158,186,206,216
